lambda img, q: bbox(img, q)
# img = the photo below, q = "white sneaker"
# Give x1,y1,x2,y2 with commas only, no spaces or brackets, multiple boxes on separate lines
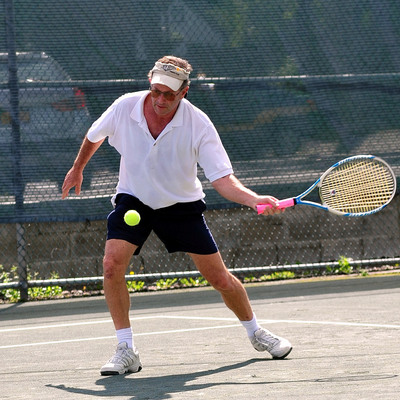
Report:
100,342,142,375
250,328,292,359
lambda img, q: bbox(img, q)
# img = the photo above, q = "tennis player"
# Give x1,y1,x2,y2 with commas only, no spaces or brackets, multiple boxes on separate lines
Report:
62,55,292,375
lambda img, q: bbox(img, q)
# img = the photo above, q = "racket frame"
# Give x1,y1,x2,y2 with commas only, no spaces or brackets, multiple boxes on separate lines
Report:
257,155,397,217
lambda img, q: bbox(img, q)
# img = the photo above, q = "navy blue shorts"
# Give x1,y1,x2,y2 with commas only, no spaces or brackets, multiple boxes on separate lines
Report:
107,194,218,255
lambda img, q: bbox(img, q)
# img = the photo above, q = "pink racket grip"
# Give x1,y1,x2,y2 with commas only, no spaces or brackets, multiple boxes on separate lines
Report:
256,198,295,214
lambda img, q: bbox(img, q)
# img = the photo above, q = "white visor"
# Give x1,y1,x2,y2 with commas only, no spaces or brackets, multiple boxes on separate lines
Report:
151,72,182,91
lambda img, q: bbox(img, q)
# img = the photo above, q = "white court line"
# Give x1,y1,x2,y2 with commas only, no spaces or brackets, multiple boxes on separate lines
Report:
2,314,398,334
0,315,237,334
140,315,400,329
258,319,400,329
1,316,399,350
0,324,240,349
0,319,114,333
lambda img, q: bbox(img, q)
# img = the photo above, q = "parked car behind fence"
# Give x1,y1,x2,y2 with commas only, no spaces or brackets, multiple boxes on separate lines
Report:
0,51,92,197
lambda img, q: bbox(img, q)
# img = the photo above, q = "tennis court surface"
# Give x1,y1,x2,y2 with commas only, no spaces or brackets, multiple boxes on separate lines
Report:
1,274,399,399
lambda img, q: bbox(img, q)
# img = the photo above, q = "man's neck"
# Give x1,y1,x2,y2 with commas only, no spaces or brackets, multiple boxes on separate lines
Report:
144,95,177,139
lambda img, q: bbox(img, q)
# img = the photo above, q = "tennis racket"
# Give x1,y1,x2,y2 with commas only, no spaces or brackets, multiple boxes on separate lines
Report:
257,155,396,217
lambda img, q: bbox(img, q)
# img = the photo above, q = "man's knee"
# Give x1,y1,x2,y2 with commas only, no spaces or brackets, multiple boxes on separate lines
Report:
103,239,137,281
103,254,127,282
209,271,240,293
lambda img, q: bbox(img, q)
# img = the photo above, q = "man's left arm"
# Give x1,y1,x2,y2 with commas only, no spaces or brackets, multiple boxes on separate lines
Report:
211,174,283,215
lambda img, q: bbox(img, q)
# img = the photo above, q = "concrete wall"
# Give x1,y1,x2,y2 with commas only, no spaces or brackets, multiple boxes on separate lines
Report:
1,196,399,279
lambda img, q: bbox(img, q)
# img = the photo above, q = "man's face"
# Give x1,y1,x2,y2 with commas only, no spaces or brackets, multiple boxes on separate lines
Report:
149,84,189,117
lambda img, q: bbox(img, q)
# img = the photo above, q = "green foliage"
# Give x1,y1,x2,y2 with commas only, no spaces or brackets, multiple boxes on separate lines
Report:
259,271,296,281
125,274,208,293
179,277,208,287
0,265,19,302
0,265,63,302
28,284,63,300
126,279,145,292
327,256,353,275
243,274,257,283
156,278,178,289
0,265,18,282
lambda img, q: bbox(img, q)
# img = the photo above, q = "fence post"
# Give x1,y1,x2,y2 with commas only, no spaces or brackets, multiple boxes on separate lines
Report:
4,0,28,301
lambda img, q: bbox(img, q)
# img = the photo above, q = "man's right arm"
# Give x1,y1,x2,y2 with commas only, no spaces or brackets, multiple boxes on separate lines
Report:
61,136,105,199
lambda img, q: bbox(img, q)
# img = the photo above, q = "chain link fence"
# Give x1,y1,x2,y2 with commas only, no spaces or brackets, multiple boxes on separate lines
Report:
1,0,400,299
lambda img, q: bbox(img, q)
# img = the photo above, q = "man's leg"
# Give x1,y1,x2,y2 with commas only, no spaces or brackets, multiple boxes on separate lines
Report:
188,251,292,359
100,238,142,375
188,251,253,321
103,239,138,329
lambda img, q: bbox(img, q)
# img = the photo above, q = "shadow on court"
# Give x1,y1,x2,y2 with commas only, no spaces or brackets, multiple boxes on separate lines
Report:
46,358,271,399
45,360,398,400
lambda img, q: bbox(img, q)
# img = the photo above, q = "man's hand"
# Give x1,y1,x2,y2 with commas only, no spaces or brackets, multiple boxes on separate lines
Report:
61,136,104,199
254,196,284,216
61,167,83,199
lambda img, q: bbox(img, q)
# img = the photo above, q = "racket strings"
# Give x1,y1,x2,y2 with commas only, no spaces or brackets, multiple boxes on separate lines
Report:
325,164,393,210
320,159,395,213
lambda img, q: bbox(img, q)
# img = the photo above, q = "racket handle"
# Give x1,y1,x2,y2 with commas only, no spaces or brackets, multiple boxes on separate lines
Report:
256,198,295,214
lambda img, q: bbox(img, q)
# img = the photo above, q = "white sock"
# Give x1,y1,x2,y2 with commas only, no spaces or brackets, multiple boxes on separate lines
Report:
240,313,261,338
116,327,134,349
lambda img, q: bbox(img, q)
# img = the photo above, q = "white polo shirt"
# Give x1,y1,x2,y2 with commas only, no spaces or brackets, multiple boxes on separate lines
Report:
87,91,233,209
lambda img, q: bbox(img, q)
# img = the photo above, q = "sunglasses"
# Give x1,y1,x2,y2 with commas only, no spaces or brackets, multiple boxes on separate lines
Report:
149,86,183,101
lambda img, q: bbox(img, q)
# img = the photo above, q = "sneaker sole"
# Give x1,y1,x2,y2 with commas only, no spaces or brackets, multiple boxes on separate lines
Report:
100,365,142,376
272,347,292,360
100,370,121,376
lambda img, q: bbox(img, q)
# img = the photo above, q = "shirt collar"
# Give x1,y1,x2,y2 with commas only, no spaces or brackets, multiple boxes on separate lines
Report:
130,91,148,123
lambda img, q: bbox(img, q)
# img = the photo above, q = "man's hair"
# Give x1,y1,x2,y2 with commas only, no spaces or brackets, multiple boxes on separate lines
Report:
148,56,193,90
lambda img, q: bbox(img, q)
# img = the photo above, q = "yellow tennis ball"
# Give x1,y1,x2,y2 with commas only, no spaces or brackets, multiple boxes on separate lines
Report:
124,210,141,226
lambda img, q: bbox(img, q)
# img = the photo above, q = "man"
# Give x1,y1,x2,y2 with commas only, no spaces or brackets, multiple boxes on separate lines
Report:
62,56,292,376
